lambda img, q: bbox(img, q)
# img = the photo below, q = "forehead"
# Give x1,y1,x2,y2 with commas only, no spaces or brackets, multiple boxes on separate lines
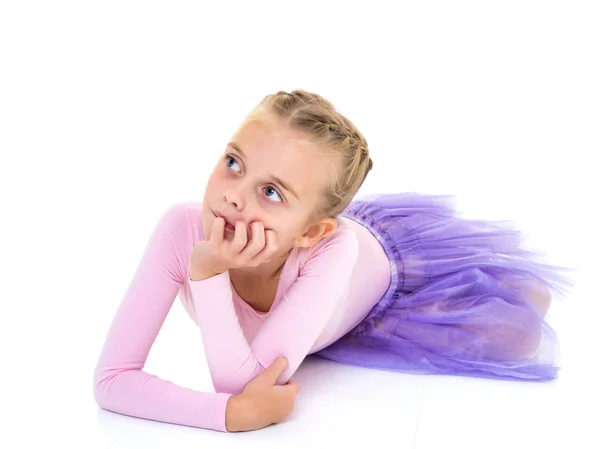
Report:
230,119,335,198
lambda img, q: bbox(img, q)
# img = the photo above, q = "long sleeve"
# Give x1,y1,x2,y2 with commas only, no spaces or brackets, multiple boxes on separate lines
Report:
190,227,359,395
93,203,232,432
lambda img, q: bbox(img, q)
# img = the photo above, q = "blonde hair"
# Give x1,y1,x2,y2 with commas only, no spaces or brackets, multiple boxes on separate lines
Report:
247,89,373,219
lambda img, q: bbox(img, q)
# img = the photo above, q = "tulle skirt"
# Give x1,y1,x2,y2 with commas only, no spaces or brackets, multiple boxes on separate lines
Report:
315,192,574,382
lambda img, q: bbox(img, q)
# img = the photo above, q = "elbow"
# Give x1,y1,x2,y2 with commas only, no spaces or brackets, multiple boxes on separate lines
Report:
212,376,247,395
92,364,117,410
212,362,268,395
211,360,294,394
93,383,108,410
92,368,108,409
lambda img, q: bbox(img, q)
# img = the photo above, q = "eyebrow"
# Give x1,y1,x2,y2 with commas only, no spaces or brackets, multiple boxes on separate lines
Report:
228,142,300,200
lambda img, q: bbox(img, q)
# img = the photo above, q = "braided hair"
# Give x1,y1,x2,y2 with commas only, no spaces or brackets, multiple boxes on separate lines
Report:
245,90,373,219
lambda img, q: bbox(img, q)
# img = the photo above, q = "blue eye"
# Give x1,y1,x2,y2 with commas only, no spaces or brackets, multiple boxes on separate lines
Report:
264,185,283,203
226,155,241,172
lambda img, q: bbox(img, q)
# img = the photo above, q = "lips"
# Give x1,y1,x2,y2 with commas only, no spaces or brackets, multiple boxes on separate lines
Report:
212,210,237,232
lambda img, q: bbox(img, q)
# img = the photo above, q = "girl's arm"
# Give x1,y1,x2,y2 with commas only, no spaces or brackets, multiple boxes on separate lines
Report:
191,228,359,394
93,204,231,431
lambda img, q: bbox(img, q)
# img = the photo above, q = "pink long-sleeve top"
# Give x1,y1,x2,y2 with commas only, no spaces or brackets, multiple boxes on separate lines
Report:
93,201,391,432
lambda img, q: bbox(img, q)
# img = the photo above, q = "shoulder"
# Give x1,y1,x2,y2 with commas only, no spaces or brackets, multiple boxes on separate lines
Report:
155,201,197,227
151,200,205,245
300,217,359,266
318,217,359,248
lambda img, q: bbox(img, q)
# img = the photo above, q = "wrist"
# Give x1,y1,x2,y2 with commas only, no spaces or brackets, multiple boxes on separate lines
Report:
189,268,225,281
225,394,248,432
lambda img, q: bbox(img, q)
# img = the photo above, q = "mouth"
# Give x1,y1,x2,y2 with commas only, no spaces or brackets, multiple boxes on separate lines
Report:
212,210,236,233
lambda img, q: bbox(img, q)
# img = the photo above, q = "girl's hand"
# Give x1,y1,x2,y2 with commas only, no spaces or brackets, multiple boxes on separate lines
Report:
225,357,299,432
189,218,278,280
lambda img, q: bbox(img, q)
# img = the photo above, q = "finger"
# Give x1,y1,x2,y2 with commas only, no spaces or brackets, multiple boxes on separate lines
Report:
252,229,278,262
240,222,266,262
210,217,225,248
228,221,248,254
258,357,288,386
285,379,300,395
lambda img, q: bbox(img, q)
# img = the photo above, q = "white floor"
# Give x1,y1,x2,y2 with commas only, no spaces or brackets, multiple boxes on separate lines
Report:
6,287,600,448
2,1,598,448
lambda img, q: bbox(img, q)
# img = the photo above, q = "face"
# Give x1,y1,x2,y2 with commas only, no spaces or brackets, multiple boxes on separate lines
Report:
202,114,338,259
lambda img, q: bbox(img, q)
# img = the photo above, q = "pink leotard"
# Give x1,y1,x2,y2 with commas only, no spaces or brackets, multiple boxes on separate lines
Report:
94,202,390,431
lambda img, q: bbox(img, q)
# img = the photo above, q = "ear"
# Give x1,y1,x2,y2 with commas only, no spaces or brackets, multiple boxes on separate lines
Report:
297,217,338,247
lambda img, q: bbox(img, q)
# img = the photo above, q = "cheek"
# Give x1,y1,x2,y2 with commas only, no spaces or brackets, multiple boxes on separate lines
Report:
272,223,298,244
202,208,215,234
208,162,229,185
206,172,222,192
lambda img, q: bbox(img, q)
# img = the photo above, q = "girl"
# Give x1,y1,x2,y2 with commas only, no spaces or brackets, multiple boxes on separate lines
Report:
93,90,573,433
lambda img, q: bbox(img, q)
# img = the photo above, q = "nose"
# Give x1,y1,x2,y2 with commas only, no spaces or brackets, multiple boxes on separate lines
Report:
223,186,245,211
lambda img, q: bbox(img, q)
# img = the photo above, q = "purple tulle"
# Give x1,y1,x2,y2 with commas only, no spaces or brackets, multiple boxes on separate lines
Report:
315,193,574,382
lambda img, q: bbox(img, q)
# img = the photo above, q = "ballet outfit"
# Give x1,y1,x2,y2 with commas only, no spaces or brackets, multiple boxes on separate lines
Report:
94,192,572,432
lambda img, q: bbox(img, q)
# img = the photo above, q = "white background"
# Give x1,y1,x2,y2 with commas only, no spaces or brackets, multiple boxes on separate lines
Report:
1,1,598,448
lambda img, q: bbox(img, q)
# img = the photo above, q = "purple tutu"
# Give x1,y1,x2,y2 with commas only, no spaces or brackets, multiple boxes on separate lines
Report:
315,192,574,382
